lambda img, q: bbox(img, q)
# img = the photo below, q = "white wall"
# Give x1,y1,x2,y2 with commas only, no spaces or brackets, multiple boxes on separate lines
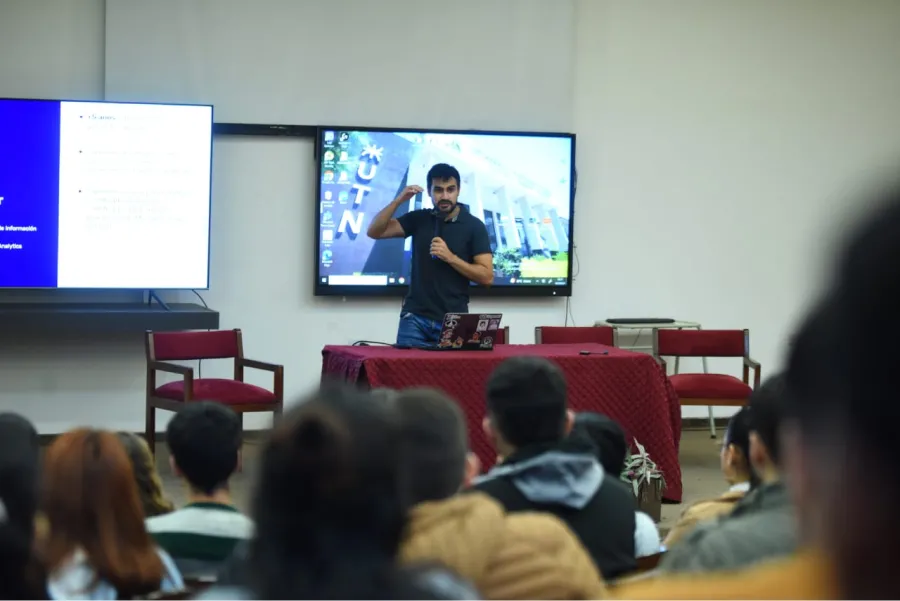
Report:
2,0,899,431
573,0,900,416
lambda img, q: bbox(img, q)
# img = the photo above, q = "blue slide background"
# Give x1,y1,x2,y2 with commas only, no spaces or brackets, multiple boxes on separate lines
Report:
0,100,61,287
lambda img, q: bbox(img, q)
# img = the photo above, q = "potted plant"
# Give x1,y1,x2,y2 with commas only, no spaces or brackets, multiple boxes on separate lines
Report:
621,438,666,522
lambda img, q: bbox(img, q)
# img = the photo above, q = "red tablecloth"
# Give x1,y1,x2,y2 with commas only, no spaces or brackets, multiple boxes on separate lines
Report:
321,343,683,502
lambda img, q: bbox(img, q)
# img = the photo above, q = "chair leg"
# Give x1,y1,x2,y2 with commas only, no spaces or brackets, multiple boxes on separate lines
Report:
708,406,716,439
146,403,156,455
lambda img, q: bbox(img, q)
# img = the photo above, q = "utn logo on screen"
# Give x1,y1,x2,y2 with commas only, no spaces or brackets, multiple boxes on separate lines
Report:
337,141,383,238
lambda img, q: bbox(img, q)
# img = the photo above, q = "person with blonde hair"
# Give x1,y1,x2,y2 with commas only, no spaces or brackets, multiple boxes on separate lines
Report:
117,432,175,518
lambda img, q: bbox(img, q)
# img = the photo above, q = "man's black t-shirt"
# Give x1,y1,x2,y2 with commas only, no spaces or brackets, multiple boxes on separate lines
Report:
397,204,492,322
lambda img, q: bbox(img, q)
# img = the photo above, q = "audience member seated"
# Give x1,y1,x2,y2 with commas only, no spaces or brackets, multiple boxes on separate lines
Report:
117,432,175,519
663,407,757,547
570,412,662,558
658,375,796,573
0,413,47,600
394,387,607,599
610,298,842,598
472,356,639,579
146,402,251,578
40,429,183,599
205,385,477,599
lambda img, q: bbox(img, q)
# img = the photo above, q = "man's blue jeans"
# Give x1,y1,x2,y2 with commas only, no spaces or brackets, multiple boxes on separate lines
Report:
396,312,443,348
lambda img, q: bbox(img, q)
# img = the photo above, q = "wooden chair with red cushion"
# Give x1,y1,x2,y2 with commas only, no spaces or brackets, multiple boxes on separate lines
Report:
145,329,283,454
653,329,760,410
534,325,616,345
493,326,511,345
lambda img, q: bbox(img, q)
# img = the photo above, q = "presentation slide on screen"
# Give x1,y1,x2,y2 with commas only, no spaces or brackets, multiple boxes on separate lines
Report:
316,129,573,289
0,99,212,289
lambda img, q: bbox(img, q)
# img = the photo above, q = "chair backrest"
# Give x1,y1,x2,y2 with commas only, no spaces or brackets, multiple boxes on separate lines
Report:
535,326,615,346
147,329,243,361
655,329,748,357
493,326,510,344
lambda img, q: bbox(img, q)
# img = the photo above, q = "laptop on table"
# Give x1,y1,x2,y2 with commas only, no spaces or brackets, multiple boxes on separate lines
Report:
425,313,504,351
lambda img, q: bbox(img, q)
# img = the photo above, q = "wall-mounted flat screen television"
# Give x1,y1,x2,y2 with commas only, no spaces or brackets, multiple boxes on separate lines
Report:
314,127,576,297
0,98,213,289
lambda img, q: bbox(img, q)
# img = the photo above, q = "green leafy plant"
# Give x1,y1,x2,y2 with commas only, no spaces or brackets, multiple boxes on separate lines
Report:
620,438,666,498
493,248,522,278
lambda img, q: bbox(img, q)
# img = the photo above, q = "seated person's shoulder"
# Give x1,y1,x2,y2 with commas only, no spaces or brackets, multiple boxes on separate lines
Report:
680,497,737,524
500,512,607,597
504,511,578,552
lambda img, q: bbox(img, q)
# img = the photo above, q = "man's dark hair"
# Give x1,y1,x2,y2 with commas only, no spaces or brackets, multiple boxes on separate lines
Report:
486,356,567,448
784,297,840,439
570,412,627,476
783,181,900,599
747,374,789,467
426,163,461,190
724,406,761,488
166,401,241,495
809,182,900,457
393,388,468,504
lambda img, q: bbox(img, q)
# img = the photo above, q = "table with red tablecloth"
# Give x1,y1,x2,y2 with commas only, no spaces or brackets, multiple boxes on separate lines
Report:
321,343,683,502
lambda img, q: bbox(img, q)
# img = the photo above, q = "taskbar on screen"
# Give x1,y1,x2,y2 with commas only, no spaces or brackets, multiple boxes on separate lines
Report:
318,274,567,287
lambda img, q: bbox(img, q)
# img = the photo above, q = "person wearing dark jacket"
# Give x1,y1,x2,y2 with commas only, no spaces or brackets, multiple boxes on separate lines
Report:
472,356,638,580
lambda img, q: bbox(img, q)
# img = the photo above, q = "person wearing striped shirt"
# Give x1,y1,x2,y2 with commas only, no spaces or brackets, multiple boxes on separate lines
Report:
146,402,253,577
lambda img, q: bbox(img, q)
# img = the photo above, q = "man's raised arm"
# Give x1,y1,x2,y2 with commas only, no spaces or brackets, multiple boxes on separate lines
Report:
366,185,423,239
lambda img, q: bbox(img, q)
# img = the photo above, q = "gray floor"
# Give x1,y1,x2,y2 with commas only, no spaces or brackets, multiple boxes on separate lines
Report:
157,428,725,536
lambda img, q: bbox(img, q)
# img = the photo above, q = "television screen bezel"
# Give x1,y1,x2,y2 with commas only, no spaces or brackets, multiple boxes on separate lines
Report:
0,96,214,291
313,125,576,299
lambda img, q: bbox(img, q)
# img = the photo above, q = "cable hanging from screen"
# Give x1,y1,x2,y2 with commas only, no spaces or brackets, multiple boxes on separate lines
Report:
192,289,210,378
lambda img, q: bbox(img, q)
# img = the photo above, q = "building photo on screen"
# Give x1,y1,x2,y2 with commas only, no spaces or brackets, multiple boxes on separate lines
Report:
0,98,213,290
315,127,575,297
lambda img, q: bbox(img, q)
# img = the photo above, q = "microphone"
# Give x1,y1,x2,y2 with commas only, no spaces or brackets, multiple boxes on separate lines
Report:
431,210,442,260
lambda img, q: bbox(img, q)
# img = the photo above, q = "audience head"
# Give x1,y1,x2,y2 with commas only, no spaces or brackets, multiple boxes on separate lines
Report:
116,432,174,518
570,411,627,476
41,429,164,597
166,401,241,496
720,407,759,488
0,413,44,600
394,388,478,504
746,374,788,483
248,385,414,599
784,180,900,598
485,356,572,455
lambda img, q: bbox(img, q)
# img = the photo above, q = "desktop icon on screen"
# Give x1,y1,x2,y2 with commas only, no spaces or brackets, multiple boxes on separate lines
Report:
339,132,350,142
324,131,335,142
322,249,333,262
324,150,335,162
322,229,334,242
324,190,333,201
338,191,349,203
323,170,334,182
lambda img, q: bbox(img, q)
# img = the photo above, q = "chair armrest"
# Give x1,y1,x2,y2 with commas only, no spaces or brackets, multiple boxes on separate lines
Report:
237,358,282,373
149,361,194,377
236,358,284,400
743,356,762,388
